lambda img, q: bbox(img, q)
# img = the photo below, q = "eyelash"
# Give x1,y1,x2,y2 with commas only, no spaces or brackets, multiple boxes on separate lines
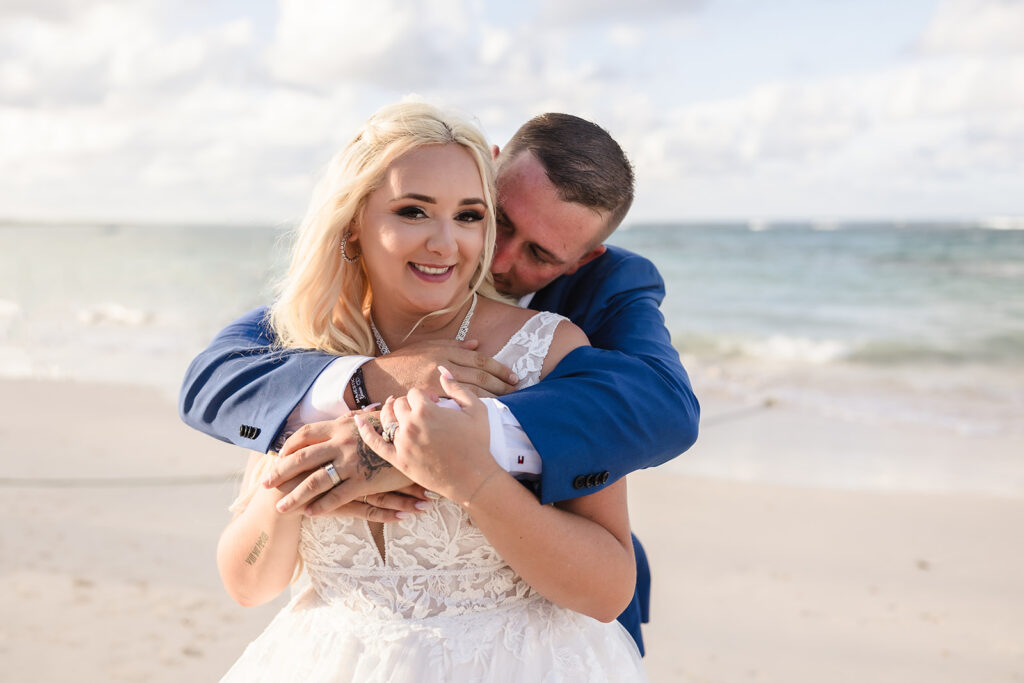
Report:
395,207,484,223
456,210,484,223
396,206,427,219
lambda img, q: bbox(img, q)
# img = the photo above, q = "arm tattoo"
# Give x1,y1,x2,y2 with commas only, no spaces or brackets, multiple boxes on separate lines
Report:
353,417,391,481
245,531,270,566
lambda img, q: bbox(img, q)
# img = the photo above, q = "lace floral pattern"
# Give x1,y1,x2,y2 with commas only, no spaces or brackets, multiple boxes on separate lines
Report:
222,311,647,682
297,312,565,620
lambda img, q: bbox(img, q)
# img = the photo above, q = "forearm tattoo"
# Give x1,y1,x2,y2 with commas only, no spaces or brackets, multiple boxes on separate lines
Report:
353,417,391,481
245,531,270,566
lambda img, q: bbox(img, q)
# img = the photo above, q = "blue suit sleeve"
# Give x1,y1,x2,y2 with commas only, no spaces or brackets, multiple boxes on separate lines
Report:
500,251,700,504
178,307,338,453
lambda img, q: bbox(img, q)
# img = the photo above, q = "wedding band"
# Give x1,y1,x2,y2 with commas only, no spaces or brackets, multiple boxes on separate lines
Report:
323,462,342,486
362,495,368,504
382,421,400,443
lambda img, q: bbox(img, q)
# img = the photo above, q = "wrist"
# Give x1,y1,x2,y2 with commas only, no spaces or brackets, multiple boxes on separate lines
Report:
360,357,407,400
459,466,504,509
254,484,303,519
349,365,372,409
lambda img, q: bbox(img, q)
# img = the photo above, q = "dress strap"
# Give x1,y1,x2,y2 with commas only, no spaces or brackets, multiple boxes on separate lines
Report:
492,311,568,388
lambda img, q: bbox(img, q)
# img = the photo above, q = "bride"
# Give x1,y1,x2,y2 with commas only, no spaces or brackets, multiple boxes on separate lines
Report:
215,102,647,681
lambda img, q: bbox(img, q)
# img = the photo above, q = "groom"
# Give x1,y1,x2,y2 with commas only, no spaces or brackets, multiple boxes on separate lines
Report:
180,113,700,654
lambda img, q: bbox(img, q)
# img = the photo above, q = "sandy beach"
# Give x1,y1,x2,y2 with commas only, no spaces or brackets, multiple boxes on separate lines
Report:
2,377,1023,682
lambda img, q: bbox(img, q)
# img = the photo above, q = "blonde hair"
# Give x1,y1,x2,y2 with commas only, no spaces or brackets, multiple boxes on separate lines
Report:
269,101,497,356
229,104,497,547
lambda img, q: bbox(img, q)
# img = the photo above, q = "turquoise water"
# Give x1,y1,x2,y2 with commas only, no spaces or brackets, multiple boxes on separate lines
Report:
2,220,1022,441
610,222,1024,368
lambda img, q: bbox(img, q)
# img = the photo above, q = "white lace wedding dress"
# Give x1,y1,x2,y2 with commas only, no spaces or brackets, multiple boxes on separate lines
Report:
220,312,647,682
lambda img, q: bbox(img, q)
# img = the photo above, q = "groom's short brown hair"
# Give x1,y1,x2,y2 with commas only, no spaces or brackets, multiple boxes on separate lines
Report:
501,113,635,244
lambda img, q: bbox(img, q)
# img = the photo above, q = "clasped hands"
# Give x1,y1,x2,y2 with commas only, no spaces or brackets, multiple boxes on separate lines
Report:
265,340,509,521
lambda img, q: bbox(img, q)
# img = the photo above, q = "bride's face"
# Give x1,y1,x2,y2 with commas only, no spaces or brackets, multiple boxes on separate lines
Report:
354,143,488,321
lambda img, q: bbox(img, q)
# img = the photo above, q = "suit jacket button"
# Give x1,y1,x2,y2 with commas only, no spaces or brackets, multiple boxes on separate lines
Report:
239,424,261,440
573,475,587,489
600,471,610,484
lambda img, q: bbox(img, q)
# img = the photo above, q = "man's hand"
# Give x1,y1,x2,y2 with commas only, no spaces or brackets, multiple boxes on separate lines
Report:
363,339,518,399
266,413,430,520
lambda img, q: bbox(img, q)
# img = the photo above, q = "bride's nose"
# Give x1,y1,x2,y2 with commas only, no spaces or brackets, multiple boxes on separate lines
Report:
425,219,457,256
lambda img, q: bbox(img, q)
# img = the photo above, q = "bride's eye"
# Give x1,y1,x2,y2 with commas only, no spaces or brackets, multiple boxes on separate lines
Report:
456,210,484,223
396,206,427,219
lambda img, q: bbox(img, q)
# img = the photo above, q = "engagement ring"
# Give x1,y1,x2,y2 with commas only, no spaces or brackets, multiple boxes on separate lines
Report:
382,422,400,443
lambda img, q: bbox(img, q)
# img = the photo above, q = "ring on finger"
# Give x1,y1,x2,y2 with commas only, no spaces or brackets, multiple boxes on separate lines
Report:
362,495,368,504
323,462,342,487
381,421,400,443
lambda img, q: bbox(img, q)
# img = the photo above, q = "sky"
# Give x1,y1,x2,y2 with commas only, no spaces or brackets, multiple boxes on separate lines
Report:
1,0,1022,225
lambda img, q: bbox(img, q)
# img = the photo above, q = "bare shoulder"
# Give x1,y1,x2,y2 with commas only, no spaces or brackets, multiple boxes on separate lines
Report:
471,296,539,355
541,318,589,379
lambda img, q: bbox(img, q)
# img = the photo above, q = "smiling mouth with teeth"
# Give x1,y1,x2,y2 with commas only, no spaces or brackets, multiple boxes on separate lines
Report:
412,264,453,275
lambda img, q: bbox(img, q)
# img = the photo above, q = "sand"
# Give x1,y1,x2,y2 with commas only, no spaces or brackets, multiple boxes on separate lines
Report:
1,378,1023,682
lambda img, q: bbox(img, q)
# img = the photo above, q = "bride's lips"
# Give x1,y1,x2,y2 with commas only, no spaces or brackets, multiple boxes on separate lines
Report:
409,262,454,282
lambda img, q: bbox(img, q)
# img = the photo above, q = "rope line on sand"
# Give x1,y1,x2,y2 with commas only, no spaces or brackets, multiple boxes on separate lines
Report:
700,397,776,427
0,400,777,489
0,473,242,488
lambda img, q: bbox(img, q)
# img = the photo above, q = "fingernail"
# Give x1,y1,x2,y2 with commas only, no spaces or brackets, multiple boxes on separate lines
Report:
414,501,431,511
438,365,454,380
363,402,381,411
353,415,365,427
424,490,441,500
396,512,412,520
508,373,518,383
385,395,395,403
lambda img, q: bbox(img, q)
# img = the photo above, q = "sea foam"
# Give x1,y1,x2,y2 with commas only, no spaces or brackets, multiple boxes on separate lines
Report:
76,303,153,327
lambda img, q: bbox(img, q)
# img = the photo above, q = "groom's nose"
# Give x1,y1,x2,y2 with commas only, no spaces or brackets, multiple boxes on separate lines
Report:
491,232,514,275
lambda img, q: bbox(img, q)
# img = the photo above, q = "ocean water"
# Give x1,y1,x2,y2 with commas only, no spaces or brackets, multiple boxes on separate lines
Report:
2,220,1022,490
609,222,1024,440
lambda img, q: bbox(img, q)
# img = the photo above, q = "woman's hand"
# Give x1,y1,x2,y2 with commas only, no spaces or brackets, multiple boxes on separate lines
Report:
355,367,499,505
268,408,431,520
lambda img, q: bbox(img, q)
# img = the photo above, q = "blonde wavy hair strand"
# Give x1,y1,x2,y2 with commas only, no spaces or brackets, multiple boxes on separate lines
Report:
230,104,499,557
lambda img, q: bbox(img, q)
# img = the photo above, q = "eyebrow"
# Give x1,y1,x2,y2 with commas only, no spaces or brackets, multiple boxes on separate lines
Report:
395,193,486,206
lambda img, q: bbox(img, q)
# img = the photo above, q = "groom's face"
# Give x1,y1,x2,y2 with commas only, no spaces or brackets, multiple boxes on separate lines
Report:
489,151,607,299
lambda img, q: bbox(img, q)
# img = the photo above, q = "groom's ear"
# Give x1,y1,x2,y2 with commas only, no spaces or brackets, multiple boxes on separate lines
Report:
491,144,500,161
564,244,606,276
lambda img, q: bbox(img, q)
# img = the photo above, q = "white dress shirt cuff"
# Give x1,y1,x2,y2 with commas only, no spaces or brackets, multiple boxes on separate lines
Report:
480,397,542,477
281,356,374,440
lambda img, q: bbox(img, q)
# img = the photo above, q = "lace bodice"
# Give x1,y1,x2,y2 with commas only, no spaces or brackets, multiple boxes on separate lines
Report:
298,311,566,620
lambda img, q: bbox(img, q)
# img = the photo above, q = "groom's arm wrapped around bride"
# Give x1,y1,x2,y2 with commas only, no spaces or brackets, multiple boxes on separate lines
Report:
504,245,699,504
179,245,699,498
179,245,699,502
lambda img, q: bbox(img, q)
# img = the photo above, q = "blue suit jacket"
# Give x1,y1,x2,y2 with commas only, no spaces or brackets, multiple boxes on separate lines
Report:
179,244,700,655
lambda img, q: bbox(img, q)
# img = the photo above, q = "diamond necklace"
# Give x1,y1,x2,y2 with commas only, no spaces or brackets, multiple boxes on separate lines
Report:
369,292,478,356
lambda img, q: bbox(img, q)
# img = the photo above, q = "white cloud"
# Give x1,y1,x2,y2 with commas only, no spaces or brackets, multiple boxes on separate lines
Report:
620,16,1024,221
538,0,703,26
0,0,1020,223
267,0,481,90
918,0,1024,55
607,24,644,48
